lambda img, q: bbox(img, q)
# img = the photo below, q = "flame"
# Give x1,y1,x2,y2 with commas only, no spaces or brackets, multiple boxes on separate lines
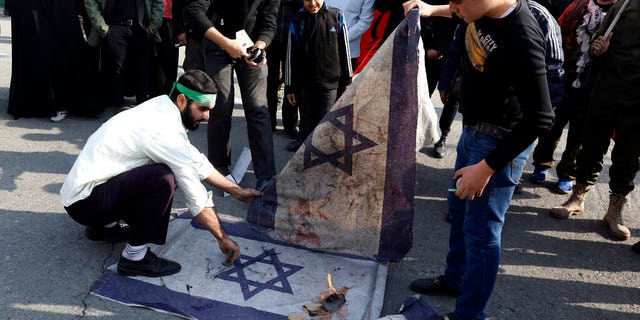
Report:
327,273,337,294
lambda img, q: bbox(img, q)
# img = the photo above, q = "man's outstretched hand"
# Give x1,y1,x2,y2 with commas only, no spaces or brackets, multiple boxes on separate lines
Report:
219,237,241,264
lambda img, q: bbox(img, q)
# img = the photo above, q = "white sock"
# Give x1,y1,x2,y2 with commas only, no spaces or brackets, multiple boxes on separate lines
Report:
121,244,148,261
103,221,118,228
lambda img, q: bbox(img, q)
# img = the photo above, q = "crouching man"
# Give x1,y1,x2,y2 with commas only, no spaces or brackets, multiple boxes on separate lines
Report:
60,70,260,277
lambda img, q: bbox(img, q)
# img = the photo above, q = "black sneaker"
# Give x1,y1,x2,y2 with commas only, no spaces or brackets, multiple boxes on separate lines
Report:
286,139,303,152
410,275,460,296
117,249,181,277
85,224,130,243
432,136,447,158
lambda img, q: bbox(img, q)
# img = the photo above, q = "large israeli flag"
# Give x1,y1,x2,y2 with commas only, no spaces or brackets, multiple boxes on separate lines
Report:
91,216,387,319
248,10,439,262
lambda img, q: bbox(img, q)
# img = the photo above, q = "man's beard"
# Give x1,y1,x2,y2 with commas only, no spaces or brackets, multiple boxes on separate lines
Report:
181,106,200,131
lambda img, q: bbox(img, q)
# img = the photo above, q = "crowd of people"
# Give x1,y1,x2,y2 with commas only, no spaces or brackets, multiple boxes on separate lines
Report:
4,0,639,319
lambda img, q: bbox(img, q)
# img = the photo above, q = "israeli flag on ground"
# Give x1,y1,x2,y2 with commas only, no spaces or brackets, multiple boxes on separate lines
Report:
248,10,439,262
91,216,387,319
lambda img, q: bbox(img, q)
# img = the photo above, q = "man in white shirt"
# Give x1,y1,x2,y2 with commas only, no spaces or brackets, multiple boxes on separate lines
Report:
60,70,260,278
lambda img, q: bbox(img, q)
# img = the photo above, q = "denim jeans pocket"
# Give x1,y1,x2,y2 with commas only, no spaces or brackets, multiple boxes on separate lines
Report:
471,130,532,188
471,130,500,150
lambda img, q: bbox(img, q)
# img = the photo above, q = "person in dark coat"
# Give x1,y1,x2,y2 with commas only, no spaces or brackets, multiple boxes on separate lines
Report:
266,0,302,139
184,0,279,190
7,0,102,120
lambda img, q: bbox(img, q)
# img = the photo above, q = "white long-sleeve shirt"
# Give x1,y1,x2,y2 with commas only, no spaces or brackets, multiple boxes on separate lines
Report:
325,0,375,58
60,95,215,216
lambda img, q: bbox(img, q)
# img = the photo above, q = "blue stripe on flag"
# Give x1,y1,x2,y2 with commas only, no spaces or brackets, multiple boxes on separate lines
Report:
376,10,421,262
91,271,287,320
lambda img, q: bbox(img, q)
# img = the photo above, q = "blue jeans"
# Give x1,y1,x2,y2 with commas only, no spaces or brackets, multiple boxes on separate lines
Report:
444,126,531,320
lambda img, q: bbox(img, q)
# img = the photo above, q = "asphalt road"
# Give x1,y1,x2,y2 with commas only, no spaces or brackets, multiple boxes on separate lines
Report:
0,14,638,320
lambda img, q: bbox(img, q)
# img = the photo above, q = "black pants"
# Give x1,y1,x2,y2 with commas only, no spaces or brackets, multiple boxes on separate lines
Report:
576,96,640,196
437,74,460,138
299,87,337,141
183,35,205,72
101,24,152,106
266,40,298,132
65,164,176,246
149,18,179,97
532,86,589,180
426,57,444,96
203,43,276,180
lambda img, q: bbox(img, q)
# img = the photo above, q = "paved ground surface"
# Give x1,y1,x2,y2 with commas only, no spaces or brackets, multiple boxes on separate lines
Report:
1,13,639,320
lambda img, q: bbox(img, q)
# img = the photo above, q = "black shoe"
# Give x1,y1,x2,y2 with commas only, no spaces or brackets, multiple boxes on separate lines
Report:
430,312,457,320
85,224,130,243
286,139,303,152
432,136,447,158
632,241,640,254
117,249,181,277
215,166,231,176
284,128,299,140
410,275,460,296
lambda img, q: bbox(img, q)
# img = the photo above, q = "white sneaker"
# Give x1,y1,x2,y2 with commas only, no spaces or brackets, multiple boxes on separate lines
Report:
50,110,68,122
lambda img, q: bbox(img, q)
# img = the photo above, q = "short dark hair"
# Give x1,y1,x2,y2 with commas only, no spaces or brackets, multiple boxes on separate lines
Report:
169,70,217,101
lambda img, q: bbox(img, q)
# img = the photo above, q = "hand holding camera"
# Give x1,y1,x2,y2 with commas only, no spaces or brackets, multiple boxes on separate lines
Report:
247,47,265,64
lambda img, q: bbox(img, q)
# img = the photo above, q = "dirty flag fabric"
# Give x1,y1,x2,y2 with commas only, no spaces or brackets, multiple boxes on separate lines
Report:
377,295,438,320
248,10,439,262
90,215,388,320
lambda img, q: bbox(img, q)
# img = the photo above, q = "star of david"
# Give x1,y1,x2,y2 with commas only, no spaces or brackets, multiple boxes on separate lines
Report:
304,104,378,175
215,248,304,301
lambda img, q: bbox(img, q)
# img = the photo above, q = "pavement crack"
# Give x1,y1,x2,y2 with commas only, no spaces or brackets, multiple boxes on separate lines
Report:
77,242,116,320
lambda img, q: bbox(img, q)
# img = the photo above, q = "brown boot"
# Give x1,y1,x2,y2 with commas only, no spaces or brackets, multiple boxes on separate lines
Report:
602,192,630,240
550,182,590,219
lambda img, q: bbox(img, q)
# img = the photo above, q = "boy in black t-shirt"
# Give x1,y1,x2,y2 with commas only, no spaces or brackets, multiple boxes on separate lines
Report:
402,0,554,319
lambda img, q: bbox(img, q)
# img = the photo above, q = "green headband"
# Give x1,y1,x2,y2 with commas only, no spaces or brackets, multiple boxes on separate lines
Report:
170,82,217,105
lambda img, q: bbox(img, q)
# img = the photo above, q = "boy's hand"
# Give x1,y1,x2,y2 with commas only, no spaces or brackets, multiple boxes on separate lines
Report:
177,32,187,46
453,160,495,200
439,90,450,104
403,0,432,17
427,49,443,60
286,93,297,105
403,0,451,18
